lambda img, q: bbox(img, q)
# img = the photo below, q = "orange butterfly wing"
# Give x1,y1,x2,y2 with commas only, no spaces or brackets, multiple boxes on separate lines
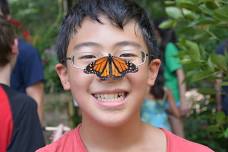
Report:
112,56,138,79
111,57,128,78
84,55,138,80
84,56,109,79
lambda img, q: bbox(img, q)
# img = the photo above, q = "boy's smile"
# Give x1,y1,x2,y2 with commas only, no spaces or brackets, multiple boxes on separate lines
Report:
91,89,128,109
56,16,160,126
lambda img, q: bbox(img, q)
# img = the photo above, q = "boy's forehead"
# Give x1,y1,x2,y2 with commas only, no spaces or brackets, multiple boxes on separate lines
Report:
76,16,142,36
68,16,146,50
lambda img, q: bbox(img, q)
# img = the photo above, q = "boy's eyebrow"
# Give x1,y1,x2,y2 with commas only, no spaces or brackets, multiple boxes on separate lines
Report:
73,41,142,50
73,42,100,50
114,41,142,48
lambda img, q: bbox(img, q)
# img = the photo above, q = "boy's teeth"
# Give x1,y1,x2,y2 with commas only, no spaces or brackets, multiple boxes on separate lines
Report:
94,93,125,101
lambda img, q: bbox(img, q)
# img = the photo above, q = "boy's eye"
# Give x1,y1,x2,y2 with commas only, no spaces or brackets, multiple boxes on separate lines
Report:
119,53,138,58
78,55,97,60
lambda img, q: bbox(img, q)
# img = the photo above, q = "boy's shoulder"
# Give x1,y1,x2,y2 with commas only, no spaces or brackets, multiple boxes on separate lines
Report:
162,129,214,152
36,125,87,152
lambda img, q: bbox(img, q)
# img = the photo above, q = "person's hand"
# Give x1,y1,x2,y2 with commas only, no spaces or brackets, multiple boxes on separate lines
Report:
179,101,191,116
45,124,71,143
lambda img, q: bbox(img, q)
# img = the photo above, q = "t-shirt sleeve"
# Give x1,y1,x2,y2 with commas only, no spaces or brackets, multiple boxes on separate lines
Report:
21,45,44,87
7,96,45,152
165,43,182,72
36,126,87,152
163,129,214,152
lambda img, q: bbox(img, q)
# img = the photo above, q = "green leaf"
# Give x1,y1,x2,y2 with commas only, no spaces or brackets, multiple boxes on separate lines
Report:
198,87,216,95
164,1,176,5
210,54,227,70
182,8,199,20
176,0,200,12
185,40,201,61
191,70,215,82
216,112,225,125
188,17,216,27
205,1,219,9
207,125,220,133
213,6,228,19
207,56,216,70
221,82,228,87
199,5,213,16
159,19,176,29
224,128,228,138
165,7,183,19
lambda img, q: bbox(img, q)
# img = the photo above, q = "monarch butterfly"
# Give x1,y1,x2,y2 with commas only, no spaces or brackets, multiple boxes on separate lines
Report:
84,54,138,80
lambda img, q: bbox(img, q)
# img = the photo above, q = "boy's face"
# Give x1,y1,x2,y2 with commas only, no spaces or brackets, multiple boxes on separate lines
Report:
56,16,160,126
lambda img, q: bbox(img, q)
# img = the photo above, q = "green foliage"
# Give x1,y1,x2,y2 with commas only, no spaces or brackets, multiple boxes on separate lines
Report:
185,102,228,151
162,0,228,85
43,51,63,93
163,0,228,150
10,0,63,50
136,0,166,19
10,0,64,93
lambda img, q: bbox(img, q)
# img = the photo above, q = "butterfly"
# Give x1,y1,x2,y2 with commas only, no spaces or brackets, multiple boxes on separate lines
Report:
83,54,138,80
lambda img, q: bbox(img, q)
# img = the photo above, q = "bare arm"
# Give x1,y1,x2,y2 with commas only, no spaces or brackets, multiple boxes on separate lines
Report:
166,89,181,118
26,82,44,125
215,78,222,111
176,68,189,115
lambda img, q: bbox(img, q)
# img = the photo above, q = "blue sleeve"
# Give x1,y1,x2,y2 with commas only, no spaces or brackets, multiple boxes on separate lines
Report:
11,39,44,92
20,44,44,87
216,40,228,55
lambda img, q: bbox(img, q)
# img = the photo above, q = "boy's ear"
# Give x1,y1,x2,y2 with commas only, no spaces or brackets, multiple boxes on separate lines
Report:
55,63,71,90
11,38,18,54
147,59,161,86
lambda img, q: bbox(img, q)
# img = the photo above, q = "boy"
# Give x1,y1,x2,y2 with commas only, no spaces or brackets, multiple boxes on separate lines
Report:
0,16,45,152
37,0,213,151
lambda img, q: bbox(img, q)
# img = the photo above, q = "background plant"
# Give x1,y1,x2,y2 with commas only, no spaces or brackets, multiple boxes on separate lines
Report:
161,0,228,151
10,0,65,92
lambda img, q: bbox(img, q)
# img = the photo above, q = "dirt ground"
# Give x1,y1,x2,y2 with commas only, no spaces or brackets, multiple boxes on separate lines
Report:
43,92,73,143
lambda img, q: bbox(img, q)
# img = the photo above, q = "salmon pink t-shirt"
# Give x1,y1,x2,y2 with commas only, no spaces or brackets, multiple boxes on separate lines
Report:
36,126,87,152
161,128,214,152
36,125,213,152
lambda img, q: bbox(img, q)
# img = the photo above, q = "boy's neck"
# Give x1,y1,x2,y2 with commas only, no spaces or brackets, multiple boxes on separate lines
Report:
79,113,155,151
0,64,12,86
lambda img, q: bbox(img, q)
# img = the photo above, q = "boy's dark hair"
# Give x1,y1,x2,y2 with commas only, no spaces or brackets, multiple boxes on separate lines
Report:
0,0,10,16
56,0,159,65
0,16,16,66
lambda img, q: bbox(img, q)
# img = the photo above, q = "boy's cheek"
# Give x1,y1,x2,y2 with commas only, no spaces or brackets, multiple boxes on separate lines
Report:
68,70,94,88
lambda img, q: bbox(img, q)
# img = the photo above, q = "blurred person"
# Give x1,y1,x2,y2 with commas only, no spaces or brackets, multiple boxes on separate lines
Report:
155,20,189,137
141,66,181,130
0,16,45,152
0,0,45,124
215,39,228,115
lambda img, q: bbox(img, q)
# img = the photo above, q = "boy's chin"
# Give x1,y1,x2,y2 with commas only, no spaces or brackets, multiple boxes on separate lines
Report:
91,112,132,128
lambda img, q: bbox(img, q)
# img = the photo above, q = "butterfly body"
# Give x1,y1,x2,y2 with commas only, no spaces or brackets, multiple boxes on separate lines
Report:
84,54,138,80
